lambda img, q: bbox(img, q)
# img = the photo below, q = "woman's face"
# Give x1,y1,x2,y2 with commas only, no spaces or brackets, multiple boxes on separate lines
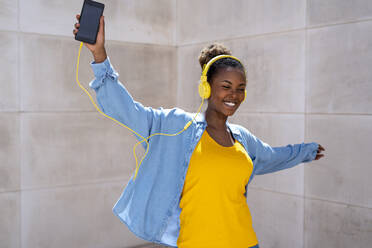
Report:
207,67,246,117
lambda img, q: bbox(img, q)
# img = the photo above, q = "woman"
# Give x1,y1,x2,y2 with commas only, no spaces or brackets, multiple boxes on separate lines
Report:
73,15,325,248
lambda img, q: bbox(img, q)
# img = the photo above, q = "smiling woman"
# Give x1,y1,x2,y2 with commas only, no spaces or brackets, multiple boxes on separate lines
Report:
74,14,324,247
175,44,263,248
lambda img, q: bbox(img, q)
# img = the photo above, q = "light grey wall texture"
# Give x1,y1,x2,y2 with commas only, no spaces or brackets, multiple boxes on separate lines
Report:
0,0,371,248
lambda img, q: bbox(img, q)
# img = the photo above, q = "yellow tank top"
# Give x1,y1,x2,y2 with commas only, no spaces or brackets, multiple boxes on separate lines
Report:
177,129,259,248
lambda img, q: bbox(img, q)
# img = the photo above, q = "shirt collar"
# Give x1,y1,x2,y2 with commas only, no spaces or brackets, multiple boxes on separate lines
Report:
194,111,241,137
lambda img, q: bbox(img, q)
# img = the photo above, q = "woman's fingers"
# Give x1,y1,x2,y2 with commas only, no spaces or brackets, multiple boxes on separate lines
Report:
313,144,325,160
314,154,324,160
73,14,80,36
317,144,325,153
319,144,325,151
73,23,79,35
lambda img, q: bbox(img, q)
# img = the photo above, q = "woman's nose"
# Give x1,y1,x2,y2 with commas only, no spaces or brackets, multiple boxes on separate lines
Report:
228,89,239,97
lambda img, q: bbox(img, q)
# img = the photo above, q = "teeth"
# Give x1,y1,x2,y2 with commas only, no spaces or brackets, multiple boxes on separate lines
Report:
224,102,235,107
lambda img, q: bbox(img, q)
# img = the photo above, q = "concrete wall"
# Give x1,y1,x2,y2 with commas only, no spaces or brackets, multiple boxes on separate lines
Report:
1,0,371,248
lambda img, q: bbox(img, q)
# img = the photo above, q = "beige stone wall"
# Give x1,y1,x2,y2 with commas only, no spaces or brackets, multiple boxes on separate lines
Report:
1,0,371,247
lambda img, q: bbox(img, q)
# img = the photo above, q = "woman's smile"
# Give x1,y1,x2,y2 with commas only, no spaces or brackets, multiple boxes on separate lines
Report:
223,101,237,111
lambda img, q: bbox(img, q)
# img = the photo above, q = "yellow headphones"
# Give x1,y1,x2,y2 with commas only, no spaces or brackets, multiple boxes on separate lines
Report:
198,54,247,102
76,43,246,181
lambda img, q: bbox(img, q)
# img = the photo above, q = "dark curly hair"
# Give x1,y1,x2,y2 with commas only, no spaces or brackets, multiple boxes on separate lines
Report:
198,42,245,84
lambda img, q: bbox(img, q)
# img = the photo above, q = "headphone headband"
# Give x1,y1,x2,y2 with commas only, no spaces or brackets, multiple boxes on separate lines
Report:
201,54,245,78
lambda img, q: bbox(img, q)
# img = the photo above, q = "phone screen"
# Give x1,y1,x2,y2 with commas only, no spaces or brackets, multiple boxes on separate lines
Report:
75,0,104,44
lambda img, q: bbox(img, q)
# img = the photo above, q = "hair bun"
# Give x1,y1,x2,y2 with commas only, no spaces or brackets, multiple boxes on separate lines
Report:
198,42,232,69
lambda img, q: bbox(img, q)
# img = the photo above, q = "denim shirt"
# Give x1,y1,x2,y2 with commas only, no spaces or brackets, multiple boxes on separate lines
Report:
88,57,319,248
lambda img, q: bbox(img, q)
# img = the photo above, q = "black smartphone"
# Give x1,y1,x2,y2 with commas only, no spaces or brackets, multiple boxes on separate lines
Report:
75,0,105,44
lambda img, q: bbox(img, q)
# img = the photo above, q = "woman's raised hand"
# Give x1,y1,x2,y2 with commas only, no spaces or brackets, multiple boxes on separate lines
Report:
73,14,107,63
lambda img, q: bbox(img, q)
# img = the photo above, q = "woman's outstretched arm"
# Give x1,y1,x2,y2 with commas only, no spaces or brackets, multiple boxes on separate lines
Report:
241,127,324,176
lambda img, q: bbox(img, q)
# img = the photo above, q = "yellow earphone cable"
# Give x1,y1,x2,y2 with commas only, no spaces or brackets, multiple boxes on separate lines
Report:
76,42,204,181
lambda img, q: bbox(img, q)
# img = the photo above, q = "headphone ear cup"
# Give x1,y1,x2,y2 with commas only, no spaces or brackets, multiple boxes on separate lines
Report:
198,80,211,99
242,89,247,102
205,82,211,99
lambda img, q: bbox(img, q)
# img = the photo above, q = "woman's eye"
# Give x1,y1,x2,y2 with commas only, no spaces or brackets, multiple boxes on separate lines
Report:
221,85,245,91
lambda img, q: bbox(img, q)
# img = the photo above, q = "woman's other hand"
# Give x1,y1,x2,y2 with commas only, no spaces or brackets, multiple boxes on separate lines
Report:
314,144,325,160
73,14,107,63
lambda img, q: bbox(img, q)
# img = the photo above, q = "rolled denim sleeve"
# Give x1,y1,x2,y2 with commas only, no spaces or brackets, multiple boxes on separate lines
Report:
88,56,158,150
243,128,319,175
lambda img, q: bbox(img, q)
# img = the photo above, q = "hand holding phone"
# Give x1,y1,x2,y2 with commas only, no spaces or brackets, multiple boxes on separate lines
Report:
73,0,107,63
